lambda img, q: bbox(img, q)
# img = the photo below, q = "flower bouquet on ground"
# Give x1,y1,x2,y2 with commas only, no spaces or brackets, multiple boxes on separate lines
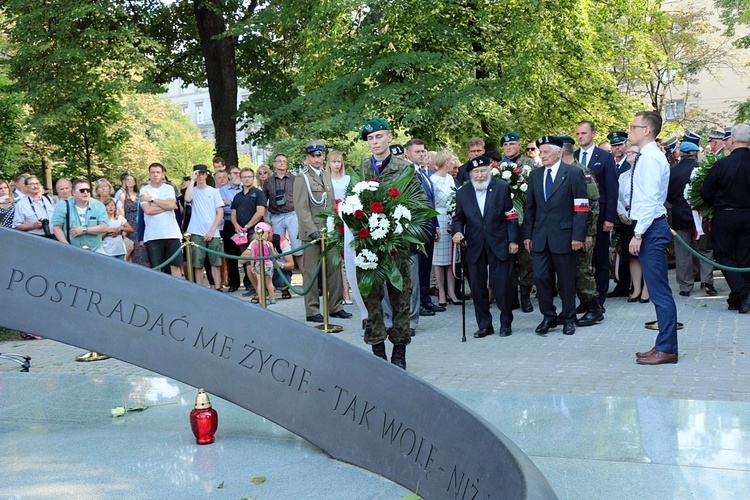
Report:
318,166,437,297
490,160,530,224
685,153,720,221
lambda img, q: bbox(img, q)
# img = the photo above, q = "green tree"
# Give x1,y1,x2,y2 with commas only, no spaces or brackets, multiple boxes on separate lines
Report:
3,0,151,181
0,12,24,176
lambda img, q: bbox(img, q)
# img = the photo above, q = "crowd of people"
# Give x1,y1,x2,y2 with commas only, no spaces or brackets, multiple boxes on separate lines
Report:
4,114,750,369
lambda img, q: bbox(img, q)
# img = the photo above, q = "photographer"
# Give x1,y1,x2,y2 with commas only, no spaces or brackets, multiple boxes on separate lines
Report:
263,154,304,272
12,175,57,237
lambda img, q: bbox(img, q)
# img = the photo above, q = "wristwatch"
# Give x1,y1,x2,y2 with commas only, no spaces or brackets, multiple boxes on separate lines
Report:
83,227,88,235
633,231,642,240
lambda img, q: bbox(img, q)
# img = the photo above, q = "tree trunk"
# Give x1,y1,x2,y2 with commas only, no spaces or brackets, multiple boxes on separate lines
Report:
194,0,238,167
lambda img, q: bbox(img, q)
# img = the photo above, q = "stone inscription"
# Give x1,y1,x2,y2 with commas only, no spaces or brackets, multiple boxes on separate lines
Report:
5,267,493,497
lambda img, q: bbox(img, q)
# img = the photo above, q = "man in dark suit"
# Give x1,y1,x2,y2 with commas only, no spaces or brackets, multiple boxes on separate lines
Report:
524,136,589,335
452,156,519,338
575,121,619,309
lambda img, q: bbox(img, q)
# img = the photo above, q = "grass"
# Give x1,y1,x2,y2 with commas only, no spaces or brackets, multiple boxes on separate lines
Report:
0,327,20,342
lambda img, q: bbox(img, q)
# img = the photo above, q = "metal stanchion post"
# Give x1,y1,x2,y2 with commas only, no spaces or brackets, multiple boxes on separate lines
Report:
184,233,194,283
256,227,267,308
315,230,343,333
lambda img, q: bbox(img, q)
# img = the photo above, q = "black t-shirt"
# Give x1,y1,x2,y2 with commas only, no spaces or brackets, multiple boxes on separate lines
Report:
231,187,268,227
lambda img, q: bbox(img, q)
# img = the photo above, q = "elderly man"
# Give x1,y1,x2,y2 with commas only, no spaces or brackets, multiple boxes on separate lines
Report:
294,141,351,322
452,156,519,338
701,123,750,313
12,175,56,237
629,111,679,365
54,178,73,203
524,136,589,336
264,153,303,272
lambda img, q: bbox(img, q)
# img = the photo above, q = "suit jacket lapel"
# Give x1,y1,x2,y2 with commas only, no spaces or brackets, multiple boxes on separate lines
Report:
483,181,497,218
549,163,569,200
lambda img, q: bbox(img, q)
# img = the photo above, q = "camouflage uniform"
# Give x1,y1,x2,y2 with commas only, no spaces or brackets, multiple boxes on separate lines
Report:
357,154,420,347
572,160,600,303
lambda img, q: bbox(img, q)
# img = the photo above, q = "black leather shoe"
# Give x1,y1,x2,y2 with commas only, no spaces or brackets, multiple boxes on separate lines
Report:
473,327,495,339
535,319,558,335
330,309,352,319
409,328,416,337
563,321,576,335
499,326,512,337
306,314,324,322
424,302,446,312
576,302,587,314
679,291,690,297
740,294,750,314
639,298,650,304
576,310,604,327
227,285,239,293
419,306,435,316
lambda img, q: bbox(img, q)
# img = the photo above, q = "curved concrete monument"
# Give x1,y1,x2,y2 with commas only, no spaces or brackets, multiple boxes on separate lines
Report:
0,228,557,499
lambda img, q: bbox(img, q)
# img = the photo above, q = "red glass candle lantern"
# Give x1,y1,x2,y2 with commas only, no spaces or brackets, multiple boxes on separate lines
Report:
189,388,218,445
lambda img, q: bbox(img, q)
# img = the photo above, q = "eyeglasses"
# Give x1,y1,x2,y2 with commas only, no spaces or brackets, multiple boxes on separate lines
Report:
526,147,537,151
78,188,91,193
26,182,41,186
629,124,648,130
625,151,639,155
240,175,254,179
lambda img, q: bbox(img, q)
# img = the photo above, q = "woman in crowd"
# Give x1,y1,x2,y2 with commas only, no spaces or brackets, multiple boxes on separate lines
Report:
0,179,16,228
102,198,133,259
617,145,650,304
327,150,353,304
117,174,149,266
255,165,270,190
432,150,461,306
94,178,115,203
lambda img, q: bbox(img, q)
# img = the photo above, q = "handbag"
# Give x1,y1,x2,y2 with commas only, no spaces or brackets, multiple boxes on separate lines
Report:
231,231,249,246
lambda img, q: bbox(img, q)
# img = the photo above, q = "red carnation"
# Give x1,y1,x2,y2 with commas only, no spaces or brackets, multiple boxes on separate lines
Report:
388,188,400,198
358,227,370,239
337,224,345,234
354,209,365,219
390,248,398,256
370,201,384,214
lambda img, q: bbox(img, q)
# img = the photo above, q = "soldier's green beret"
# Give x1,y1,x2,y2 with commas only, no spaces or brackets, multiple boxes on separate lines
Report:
360,118,390,141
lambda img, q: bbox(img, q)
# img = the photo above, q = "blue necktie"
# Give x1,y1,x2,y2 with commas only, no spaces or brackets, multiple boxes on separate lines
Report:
581,151,588,167
545,168,553,202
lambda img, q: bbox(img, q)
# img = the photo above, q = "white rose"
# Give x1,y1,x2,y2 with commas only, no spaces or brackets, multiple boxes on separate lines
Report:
520,183,528,192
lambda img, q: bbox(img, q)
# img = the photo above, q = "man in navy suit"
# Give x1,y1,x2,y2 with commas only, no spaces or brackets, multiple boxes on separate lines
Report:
405,138,444,316
524,136,589,335
575,121,619,310
452,156,519,338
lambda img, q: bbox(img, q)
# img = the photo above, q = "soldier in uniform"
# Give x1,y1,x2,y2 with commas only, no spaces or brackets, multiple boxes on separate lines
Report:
357,118,424,369
293,141,351,323
500,131,537,313
607,131,633,298
560,135,603,326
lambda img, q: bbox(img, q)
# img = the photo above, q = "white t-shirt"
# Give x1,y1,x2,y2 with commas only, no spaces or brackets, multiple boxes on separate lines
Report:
187,185,223,237
103,216,127,256
139,183,182,242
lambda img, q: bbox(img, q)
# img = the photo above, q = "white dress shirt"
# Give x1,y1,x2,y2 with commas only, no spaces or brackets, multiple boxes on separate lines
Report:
630,141,669,234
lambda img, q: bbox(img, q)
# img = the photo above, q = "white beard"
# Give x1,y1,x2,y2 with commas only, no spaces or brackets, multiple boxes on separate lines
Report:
471,178,490,191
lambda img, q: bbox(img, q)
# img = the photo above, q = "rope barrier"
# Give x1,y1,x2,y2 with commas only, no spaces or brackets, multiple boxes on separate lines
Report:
671,229,750,273
187,238,325,296
151,242,187,270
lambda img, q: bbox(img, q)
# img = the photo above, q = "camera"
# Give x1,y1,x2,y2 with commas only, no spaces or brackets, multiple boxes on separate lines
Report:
40,218,52,238
275,189,286,207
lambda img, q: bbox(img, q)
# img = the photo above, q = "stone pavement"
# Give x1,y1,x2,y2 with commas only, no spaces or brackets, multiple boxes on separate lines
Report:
2,269,750,499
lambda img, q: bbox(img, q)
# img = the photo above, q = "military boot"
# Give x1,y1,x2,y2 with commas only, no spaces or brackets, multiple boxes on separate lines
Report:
372,342,387,361
576,300,604,327
519,286,534,313
391,344,406,370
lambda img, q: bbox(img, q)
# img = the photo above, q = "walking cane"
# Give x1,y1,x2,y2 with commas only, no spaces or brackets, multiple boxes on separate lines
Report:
458,239,467,343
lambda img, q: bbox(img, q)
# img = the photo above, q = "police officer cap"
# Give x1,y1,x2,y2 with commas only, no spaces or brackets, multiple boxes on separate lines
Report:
680,142,699,154
663,136,678,154
607,131,628,145
304,140,325,156
724,127,732,140
466,156,492,171
709,129,725,141
536,135,564,148
193,164,208,172
557,135,576,145
500,132,521,145
682,130,701,146
360,118,390,141
390,144,405,156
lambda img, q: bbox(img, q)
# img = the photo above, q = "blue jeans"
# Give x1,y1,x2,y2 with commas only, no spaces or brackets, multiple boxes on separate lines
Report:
639,218,678,354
